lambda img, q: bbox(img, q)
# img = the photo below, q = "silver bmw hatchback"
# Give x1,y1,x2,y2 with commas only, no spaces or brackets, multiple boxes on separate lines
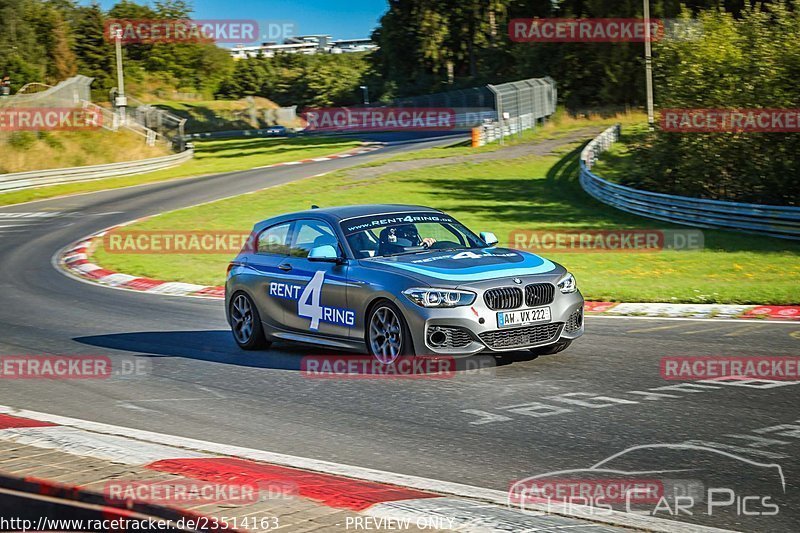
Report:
225,204,584,360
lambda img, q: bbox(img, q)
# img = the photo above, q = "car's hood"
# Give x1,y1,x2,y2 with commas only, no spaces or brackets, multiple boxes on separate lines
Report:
361,247,558,285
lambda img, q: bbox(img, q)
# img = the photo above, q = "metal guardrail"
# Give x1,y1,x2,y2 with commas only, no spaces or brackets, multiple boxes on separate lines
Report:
0,150,194,193
579,125,800,240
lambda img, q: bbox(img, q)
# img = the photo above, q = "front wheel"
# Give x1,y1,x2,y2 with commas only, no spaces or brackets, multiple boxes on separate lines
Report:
529,339,572,356
366,300,414,362
229,292,270,350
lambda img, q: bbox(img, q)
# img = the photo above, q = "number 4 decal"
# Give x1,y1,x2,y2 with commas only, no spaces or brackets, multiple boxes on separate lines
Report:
298,270,326,330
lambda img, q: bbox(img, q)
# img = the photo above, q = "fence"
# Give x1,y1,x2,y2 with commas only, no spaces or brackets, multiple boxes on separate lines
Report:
579,125,800,240
487,77,557,141
384,77,557,135
0,150,194,193
113,93,187,150
0,75,173,147
390,86,494,110
1,76,93,106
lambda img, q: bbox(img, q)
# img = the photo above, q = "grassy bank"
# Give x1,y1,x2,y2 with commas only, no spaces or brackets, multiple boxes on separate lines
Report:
0,136,362,207
154,97,304,132
589,123,650,183
91,117,800,304
0,129,169,174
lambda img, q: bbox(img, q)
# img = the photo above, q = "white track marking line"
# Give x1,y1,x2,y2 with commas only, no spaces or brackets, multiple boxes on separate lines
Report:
680,325,737,335
625,323,689,334
0,426,211,464
0,404,733,533
723,324,768,336
0,212,61,218
587,315,799,325
122,397,227,403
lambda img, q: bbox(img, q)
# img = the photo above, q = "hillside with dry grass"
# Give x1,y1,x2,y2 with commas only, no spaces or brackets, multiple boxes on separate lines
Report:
0,130,170,174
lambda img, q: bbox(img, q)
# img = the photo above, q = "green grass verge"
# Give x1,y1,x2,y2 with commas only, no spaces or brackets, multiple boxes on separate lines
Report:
357,109,644,167
92,119,800,304
0,136,362,207
590,123,650,183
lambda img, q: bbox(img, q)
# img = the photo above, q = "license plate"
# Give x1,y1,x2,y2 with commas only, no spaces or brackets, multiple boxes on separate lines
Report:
497,306,551,328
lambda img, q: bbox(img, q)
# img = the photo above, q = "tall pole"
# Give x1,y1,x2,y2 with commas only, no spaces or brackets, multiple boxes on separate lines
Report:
643,0,655,130
114,29,127,125
360,85,369,105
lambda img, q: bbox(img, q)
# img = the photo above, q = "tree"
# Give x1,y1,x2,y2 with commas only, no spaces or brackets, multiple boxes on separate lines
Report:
72,2,113,89
41,6,78,81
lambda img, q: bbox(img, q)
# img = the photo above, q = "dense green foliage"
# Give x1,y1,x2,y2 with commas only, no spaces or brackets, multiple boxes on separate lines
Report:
627,7,800,204
0,0,370,104
370,0,790,107
1,0,797,204
0,0,232,97
215,53,372,107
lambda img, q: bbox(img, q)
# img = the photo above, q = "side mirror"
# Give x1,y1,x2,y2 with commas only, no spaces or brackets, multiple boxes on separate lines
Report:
480,231,499,246
308,245,341,262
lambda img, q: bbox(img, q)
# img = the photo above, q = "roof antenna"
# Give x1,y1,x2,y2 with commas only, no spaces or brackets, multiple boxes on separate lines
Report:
311,204,320,209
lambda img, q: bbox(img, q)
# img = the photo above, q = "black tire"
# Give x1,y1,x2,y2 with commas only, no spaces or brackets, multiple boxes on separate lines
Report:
365,299,415,361
529,339,572,356
229,292,270,350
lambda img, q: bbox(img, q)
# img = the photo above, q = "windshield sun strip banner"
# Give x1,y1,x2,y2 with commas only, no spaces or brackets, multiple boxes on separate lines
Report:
341,213,458,235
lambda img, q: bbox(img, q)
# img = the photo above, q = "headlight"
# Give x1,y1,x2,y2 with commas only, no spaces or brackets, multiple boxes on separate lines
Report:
557,272,577,293
403,288,476,308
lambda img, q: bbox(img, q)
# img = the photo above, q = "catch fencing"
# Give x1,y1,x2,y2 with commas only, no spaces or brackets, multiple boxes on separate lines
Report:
1,75,190,148
580,125,800,240
384,77,557,138
0,75,170,146
484,77,558,143
0,76,194,189
119,94,187,150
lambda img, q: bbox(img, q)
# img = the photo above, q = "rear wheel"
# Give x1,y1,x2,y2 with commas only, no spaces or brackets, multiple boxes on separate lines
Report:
529,339,572,356
230,292,270,350
366,300,414,362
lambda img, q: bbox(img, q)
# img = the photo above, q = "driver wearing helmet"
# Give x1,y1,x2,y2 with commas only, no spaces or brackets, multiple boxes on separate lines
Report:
388,224,436,248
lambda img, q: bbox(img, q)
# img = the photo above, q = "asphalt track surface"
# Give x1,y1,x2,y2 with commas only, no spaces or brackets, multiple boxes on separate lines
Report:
0,131,798,531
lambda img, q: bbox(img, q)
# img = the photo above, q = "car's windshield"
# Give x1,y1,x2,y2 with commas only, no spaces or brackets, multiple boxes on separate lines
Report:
340,212,486,258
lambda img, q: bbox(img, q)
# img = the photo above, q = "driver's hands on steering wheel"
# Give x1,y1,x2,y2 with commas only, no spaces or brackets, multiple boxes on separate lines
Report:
421,237,437,248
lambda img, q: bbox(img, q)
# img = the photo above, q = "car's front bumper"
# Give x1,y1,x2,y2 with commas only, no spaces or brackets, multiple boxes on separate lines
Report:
396,276,584,355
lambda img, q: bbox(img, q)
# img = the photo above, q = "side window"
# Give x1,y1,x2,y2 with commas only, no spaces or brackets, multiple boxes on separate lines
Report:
289,219,339,258
257,222,291,255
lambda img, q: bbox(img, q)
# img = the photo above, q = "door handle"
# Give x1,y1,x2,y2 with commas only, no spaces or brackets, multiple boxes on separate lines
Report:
278,263,292,272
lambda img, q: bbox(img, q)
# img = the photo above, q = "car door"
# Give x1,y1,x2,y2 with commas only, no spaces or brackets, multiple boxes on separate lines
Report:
277,218,353,339
247,221,293,331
